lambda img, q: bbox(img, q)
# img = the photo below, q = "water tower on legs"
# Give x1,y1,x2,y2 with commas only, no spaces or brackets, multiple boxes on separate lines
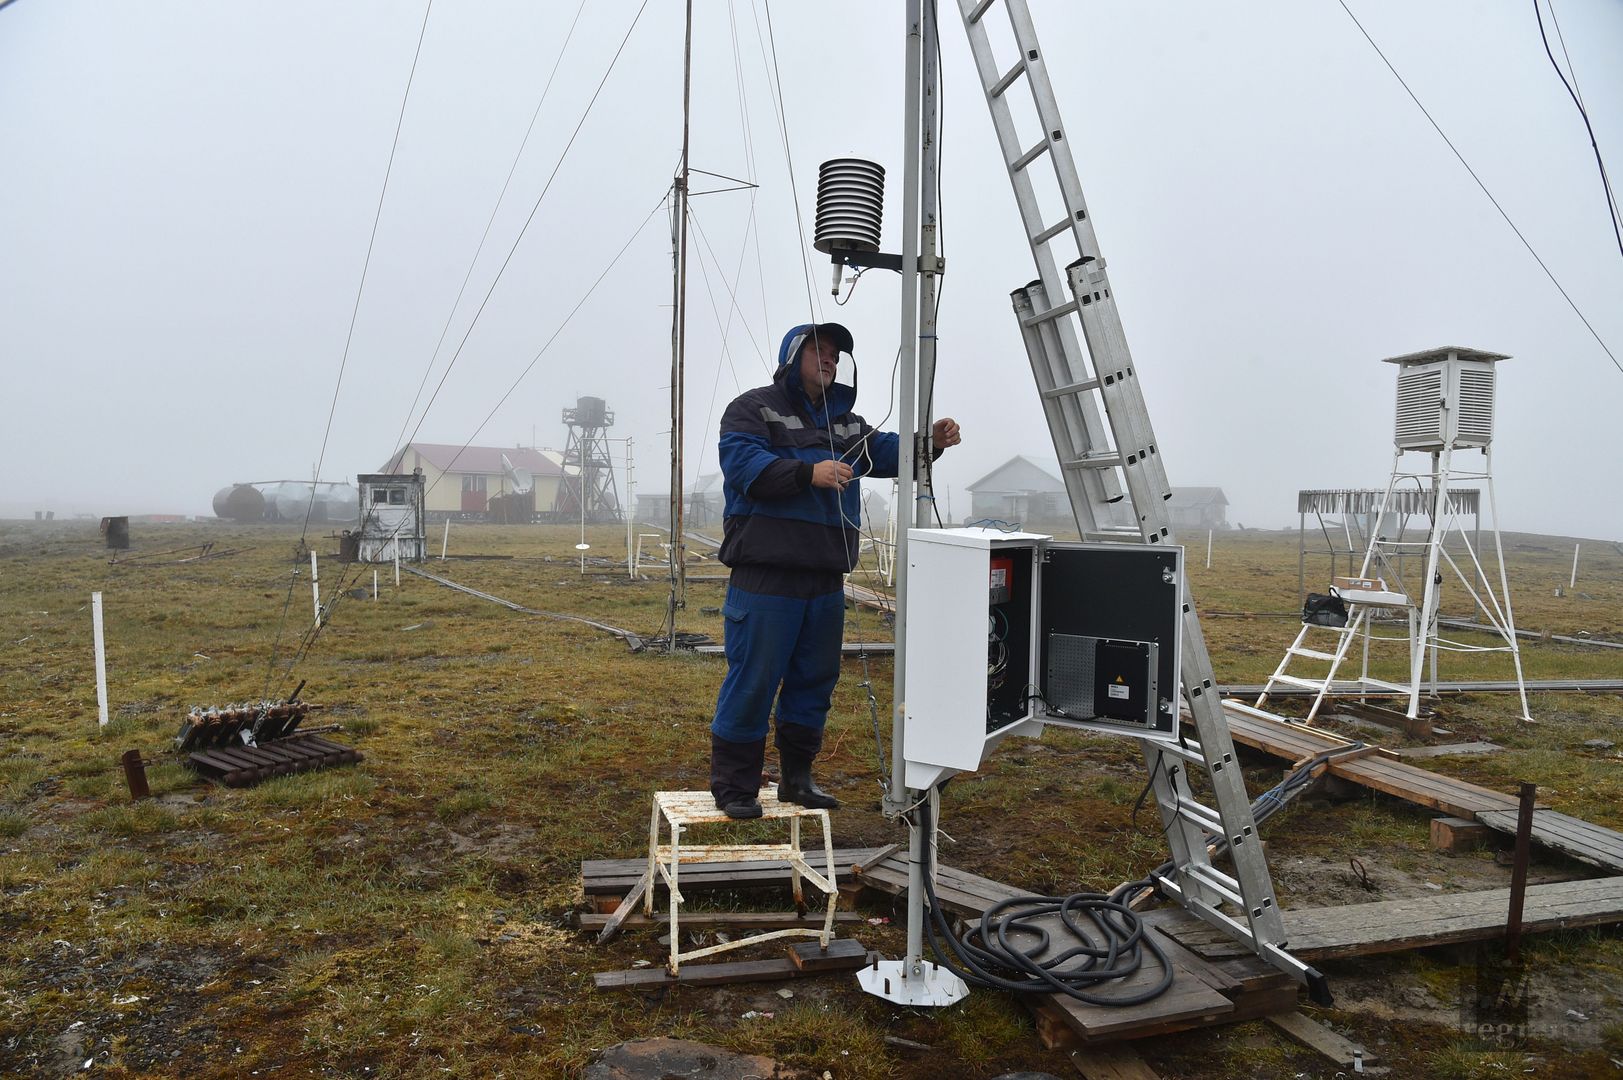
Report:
554,396,622,523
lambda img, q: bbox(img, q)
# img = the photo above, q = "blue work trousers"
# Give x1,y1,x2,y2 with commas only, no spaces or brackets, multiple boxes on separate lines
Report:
710,585,845,742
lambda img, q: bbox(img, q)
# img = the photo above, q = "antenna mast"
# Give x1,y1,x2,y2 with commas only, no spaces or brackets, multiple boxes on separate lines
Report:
666,0,694,645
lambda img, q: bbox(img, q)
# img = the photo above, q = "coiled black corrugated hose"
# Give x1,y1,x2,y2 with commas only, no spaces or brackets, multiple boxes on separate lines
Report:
917,798,1175,1005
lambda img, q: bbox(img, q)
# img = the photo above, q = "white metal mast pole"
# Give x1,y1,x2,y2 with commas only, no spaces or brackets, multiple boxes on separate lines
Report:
861,0,965,1006
915,4,941,526
893,0,926,975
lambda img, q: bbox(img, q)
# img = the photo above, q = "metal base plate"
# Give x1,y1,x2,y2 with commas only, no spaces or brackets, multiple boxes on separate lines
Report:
856,959,970,1006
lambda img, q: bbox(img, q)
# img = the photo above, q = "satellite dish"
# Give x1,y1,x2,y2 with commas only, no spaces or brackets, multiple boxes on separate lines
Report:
500,453,534,494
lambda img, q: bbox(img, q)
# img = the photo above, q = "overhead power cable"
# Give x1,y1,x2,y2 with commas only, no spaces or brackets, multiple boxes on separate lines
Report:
259,0,433,703
1533,0,1623,261
756,0,824,325
415,195,669,495
388,0,591,469
305,0,435,535
270,194,667,698
1333,0,1621,377
399,0,653,454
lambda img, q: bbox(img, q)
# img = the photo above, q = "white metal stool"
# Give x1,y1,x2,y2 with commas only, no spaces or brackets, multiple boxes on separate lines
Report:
644,787,837,973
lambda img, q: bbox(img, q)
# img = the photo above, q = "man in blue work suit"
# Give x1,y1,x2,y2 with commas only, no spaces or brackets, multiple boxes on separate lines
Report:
710,322,961,819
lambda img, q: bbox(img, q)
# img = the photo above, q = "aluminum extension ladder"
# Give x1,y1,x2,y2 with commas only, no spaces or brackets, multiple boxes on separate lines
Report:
955,0,1326,1000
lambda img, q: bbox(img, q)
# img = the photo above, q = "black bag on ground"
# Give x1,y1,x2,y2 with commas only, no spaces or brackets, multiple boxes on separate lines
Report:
1302,591,1349,627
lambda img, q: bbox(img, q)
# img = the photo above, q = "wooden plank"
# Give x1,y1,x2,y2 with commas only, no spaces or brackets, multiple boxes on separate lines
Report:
1067,1043,1162,1078
579,910,864,931
581,847,881,884
594,870,650,944
1431,816,1492,853
1010,909,1234,1042
787,938,868,972
851,843,902,874
1479,810,1623,873
1167,877,1623,962
1266,1010,1375,1067
583,849,872,895
1395,741,1503,759
593,937,866,990
1220,704,1535,818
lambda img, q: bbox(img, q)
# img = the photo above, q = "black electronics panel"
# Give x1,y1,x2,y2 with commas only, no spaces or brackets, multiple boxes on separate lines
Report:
985,546,1035,734
1038,544,1181,736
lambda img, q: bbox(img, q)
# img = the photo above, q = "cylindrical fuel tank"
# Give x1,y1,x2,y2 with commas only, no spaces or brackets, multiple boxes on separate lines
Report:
265,482,359,523
212,484,267,521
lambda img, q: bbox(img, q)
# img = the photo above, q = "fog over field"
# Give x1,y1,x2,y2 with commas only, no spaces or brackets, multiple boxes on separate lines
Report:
3,1,1621,538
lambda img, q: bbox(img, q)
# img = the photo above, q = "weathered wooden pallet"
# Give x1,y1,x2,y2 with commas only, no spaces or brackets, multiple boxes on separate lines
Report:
187,733,361,787
1165,876,1623,962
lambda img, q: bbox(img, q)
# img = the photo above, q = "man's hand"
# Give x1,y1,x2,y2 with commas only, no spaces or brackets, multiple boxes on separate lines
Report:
811,460,855,490
932,417,962,450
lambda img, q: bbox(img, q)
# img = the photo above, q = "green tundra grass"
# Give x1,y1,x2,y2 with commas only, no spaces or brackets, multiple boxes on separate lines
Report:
1,519,1619,1077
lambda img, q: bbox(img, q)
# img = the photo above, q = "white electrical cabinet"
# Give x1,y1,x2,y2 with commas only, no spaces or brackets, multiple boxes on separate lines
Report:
901,528,1183,790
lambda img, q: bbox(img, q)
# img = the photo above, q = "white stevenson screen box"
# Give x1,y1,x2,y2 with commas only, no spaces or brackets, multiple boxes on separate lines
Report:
1383,346,1505,452
901,528,1183,791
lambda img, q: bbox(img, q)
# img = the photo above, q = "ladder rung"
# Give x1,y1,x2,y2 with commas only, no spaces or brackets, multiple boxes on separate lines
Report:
1060,453,1122,472
1267,674,1326,690
1174,795,1222,834
1191,861,1241,894
1287,647,1341,662
1020,298,1078,327
989,59,1025,98
1154,739,1206,767
966,0,996,24
1185,865,1244,908
1040,376,1101,401
1031,217,1072,245
1011,139,1049,172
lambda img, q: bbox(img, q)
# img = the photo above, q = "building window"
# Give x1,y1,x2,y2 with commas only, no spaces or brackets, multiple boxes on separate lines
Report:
461,475,486,493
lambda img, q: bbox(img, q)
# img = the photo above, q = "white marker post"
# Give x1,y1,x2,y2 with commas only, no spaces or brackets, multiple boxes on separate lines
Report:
441,518,450,561
91,592,109,727
372,569,379,601
310,550,321,628
1206,529,1213,570
1571,543,1580,589
394,547,400,588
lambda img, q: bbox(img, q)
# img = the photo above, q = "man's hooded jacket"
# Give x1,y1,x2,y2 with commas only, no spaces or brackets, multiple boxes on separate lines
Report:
717,323,899,592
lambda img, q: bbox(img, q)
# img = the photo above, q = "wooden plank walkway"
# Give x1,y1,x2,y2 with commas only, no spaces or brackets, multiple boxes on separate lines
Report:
1165,876,1623,962
1220,704,1536,818
1217,704,1623,870
1478,810,1623,874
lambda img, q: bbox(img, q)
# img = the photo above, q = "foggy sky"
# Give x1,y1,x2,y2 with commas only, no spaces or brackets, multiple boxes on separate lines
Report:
3,1,1621,539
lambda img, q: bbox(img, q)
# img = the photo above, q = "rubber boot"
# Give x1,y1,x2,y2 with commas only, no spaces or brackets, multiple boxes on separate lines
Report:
710,733,765,819
774,722,839,810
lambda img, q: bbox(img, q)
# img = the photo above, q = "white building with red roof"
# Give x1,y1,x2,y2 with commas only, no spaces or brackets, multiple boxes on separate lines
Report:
380,442,564,516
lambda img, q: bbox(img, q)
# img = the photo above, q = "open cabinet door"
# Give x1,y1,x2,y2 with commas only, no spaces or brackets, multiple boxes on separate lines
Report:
1039,542,1183,739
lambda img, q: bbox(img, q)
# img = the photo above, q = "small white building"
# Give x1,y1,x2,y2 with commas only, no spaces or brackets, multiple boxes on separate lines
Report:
354,471,426,563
